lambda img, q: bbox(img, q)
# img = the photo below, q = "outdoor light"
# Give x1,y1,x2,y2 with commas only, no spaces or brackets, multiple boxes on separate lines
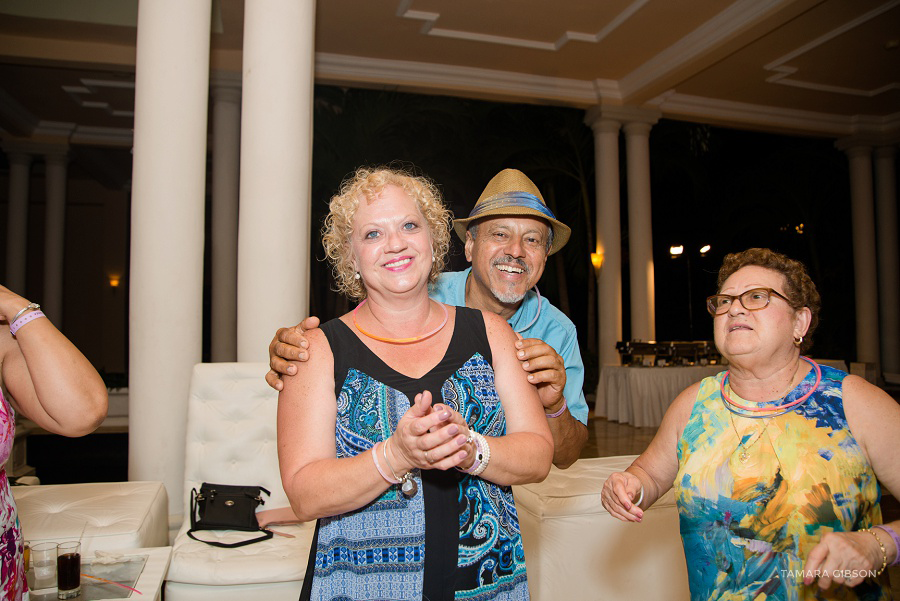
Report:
670,245,684,257
109,274,121,288
699,244,711,255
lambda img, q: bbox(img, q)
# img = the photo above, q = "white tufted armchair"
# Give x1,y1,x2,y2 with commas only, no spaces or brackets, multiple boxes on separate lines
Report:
164,362,315,601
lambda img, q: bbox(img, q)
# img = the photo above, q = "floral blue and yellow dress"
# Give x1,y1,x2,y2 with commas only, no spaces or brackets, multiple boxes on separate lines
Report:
675,364,890,600
299,306,529,601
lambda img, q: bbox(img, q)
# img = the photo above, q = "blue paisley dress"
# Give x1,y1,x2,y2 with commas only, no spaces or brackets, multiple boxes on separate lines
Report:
299,307,529,601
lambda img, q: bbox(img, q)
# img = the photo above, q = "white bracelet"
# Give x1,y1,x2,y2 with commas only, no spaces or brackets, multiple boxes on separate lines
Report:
469,432,490,477
634,484,644,507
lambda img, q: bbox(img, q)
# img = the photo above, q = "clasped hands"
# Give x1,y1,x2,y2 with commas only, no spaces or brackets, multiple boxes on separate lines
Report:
388,390,476,474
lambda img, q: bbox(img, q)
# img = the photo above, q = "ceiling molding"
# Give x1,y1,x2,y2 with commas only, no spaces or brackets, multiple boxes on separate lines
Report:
63,78,136,118
33,120,77,138
618,0,800,100
396,0,650,51
649,91,900,137
764,0,900,97
70,125,133,147
0,138,69,155
315,52,607,105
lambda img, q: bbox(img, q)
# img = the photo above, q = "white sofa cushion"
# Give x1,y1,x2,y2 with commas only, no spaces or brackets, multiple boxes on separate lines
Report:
167,521,314,585
12,481,169,554
164,580,304,601
513,455,690,601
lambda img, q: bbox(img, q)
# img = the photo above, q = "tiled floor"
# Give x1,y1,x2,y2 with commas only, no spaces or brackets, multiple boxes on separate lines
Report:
580,411,657,459
581,398,900,596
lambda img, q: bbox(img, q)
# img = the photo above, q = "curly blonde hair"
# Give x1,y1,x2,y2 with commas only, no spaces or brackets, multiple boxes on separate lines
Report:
322,166,451,301
716,248,821,352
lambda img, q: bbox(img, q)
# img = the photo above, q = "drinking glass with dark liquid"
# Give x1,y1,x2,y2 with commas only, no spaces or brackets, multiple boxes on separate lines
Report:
56,541,81,599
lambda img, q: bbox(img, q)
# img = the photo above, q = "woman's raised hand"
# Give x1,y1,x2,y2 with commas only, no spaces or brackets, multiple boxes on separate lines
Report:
390,390,472,471
601,471,645,522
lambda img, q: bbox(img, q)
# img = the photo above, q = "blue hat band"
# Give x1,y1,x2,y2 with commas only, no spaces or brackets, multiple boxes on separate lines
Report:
467,191,557,221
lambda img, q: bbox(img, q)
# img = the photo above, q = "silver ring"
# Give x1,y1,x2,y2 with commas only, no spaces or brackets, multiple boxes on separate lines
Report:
424,450,432,463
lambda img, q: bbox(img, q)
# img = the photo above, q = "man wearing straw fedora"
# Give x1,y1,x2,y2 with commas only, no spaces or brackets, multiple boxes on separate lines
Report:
267,168,588,468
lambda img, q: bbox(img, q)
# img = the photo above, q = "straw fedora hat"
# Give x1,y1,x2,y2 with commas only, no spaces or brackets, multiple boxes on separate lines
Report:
453,169,571,255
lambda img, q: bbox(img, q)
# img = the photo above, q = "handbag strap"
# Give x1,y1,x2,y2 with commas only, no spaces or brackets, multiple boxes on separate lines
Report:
186,528,274,548
190,487,199,529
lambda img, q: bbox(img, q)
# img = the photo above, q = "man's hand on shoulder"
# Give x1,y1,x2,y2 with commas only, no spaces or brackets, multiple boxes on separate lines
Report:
514,335,566,413
265,316,320,391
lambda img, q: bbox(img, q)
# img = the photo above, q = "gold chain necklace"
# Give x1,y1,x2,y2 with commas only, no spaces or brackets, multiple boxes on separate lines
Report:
729,414,773,464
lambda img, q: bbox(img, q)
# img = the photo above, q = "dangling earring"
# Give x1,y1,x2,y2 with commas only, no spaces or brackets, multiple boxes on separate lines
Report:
793,335,803,347
354,272,360,280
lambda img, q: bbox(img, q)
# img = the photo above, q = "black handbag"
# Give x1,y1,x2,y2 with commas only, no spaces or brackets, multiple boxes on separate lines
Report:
187,483,274,548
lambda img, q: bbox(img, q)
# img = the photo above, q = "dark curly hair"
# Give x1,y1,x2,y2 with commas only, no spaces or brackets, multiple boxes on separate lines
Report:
716,248,820,352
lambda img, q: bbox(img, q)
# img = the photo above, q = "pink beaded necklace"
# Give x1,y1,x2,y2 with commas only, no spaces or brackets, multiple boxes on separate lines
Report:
720,356,821,414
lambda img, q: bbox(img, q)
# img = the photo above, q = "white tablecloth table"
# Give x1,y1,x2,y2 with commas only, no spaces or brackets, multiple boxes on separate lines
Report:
596,365,723,428
595,359,848,428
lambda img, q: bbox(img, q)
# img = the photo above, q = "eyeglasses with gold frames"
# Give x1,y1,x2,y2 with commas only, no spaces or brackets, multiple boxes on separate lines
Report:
706,287,792,316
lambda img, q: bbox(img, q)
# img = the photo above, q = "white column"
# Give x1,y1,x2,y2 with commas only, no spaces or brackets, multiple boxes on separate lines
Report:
624,120,657,341
585,111,623,368
4,152,31,293
238,0,315,361
129,0,211,520
42,151,68,326
875,146,899,374
210,76,242,362
842,145,880,366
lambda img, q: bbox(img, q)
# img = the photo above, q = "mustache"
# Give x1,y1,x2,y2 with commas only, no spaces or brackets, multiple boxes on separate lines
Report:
491,255,530,273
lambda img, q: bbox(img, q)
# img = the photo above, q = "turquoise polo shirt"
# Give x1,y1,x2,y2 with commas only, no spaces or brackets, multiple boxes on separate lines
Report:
430,268,589,425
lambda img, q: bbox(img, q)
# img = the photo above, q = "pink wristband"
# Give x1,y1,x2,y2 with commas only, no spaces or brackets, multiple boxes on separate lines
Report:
874,525,900,567
546,397,567,418
372,442,399,484
10,310,45,336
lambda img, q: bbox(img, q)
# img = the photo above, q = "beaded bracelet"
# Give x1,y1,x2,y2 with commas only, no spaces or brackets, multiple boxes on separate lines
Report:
861,528,887,577
466,432,490,477
874,525,900,567
10,310,46,336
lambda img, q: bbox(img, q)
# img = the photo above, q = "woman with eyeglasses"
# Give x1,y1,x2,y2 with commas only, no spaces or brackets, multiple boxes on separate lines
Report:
601,248,898,600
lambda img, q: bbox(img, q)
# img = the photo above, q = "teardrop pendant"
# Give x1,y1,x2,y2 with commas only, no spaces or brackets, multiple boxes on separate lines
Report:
400,473,417,497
